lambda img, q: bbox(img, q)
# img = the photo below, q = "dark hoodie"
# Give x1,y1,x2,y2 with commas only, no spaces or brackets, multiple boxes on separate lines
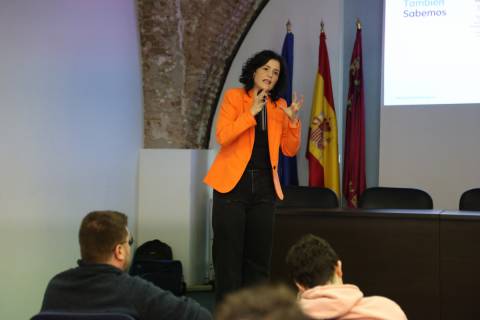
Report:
41,260,212,320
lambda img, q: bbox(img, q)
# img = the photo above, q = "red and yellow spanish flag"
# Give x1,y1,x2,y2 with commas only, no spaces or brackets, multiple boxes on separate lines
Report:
307,27,340,195
343,22,366,208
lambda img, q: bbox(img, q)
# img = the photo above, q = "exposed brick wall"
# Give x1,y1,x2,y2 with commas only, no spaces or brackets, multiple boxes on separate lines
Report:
138,0,268,148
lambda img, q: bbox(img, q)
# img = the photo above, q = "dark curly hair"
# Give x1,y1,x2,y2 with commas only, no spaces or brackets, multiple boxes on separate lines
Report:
239,50,288,101
286,234,339,289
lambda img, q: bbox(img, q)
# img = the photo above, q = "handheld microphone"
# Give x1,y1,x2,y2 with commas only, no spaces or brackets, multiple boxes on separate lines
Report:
257,90,267,131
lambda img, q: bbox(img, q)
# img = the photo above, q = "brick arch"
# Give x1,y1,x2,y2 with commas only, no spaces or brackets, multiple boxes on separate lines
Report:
139,0,269,148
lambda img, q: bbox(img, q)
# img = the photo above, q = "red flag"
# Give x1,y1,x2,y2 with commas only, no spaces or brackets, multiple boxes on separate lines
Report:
343,24,366,208
307,28,340,195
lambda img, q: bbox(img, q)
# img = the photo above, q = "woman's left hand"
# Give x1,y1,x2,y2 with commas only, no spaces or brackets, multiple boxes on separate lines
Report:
280,92,304,122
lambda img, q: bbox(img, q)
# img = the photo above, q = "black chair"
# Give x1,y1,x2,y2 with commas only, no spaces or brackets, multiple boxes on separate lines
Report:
31,312,135,320
459,188,480,211
276,186,338,209
358,187,433,209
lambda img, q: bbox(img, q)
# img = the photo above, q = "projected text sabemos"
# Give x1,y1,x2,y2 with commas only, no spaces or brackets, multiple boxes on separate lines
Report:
403,0,447,18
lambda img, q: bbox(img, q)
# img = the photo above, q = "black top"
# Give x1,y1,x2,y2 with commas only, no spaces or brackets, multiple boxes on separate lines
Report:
247,108,271,170
41,260,212,320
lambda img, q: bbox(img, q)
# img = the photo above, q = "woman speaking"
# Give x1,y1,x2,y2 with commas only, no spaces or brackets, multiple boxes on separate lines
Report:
204,50,303,301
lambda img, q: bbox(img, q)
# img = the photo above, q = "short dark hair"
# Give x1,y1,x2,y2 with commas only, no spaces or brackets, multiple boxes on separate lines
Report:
239,50,288,101
286,234,339,289
79,211,128,263
215,283,308,320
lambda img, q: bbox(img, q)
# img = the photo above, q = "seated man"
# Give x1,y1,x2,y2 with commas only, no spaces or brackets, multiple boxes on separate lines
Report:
286,234,407,320
40,210,212,320
215,283,309,320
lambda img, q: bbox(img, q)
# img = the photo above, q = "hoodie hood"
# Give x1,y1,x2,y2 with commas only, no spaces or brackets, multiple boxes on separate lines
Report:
299,284,408,320
300,284,363,319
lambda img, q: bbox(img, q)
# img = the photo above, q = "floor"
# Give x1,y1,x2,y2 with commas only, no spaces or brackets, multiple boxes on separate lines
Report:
186,289,216,313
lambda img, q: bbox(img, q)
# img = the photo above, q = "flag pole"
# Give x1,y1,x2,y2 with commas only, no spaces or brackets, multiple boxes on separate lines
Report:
308,19,340,193
343,16,366,207
279,17,299,186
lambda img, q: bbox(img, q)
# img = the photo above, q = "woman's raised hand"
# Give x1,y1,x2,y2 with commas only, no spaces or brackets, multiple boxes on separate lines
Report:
280,92,304,121
251,89,268,116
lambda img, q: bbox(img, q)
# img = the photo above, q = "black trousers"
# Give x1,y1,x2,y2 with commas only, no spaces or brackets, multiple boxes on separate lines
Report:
212,168,276,302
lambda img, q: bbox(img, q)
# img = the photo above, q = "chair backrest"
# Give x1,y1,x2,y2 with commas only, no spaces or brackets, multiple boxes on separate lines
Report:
31,312,135,320
276,186,338,209
358,187,433,210
130,259,186,296
459,188,480,211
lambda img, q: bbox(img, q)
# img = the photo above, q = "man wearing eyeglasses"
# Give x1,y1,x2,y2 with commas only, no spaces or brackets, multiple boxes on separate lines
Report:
40,210,212,320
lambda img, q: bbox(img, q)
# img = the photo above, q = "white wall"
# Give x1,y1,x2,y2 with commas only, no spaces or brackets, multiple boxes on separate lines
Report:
209,0,345,186
0,1,143,319
137,150,209,286
379,105,480,210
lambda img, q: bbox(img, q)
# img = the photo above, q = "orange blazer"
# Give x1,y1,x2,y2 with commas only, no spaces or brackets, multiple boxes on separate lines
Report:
204,88,301,200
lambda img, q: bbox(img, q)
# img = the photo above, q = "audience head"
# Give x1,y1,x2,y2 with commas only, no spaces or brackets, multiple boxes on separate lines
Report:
79,210,132,270
215,283,309,320
286,234,342,291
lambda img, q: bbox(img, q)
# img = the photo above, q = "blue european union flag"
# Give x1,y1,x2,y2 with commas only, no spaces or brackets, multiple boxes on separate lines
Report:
279,29,299,186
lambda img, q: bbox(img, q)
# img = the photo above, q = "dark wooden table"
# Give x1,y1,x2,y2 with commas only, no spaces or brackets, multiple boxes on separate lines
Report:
270,208,480,320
